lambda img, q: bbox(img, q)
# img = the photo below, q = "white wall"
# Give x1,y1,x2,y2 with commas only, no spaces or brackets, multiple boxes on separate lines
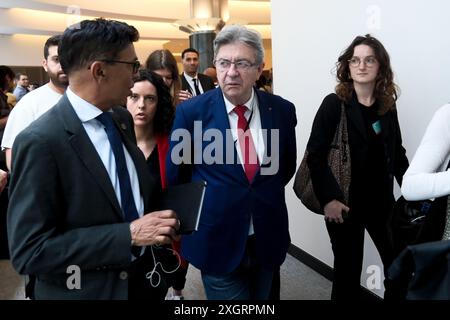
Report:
272,0,450,297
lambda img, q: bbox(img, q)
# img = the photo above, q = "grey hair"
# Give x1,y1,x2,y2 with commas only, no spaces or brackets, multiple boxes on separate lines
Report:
213,24,264,65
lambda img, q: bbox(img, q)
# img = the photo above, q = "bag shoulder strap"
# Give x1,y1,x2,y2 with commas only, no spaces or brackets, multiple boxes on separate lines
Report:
332,102,348,145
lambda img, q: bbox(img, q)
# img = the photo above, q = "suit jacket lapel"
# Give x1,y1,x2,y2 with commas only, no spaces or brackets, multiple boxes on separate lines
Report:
57,95,124,220
198,74,208,91
181,74,193,95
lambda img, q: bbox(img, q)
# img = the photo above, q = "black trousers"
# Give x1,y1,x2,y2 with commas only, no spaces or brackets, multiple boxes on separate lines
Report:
325,202,402,300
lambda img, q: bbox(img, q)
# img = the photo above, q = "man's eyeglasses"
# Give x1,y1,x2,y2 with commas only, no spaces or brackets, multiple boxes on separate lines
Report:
348,56,377,68
214,59,257,72
101,59,141,73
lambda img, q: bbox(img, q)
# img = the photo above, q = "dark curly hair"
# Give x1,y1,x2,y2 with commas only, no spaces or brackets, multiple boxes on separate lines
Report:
335,34,398,115
133,69,174,135
0,66,15,91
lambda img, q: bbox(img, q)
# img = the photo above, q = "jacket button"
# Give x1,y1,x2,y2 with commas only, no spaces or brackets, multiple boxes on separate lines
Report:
119,271,128,280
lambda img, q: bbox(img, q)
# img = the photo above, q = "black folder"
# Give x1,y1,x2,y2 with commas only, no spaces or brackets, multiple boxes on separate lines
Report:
158,180,206,235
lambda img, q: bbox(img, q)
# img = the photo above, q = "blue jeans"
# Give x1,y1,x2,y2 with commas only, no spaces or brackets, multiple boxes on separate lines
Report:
201,237,274,300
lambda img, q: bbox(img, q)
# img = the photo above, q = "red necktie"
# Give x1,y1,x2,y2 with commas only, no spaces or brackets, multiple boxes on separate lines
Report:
234,105,259,182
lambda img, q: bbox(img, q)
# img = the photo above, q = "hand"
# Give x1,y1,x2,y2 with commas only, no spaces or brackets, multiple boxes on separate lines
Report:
177,90,192,102
0,170,7,194
324,200,349,224
130,210,180,246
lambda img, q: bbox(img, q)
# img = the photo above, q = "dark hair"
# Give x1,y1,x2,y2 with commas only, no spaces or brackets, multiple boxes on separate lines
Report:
335,34,398,114
181,48,199,59
44,35,62,59
132,69,174,135
0,66,15,91
59,18,139,75
145,49,181,105
15,72,27,81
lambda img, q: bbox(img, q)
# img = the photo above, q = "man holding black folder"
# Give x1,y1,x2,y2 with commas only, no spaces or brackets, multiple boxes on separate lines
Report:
7,19,180,300
167,25,297,300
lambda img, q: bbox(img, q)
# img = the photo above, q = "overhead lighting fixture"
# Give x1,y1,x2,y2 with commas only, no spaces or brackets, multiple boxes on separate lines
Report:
173,0,246,34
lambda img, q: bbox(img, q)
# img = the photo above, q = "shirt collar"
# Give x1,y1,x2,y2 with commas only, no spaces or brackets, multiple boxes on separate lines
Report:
66,87,109,123
224,88,255,115
183,72,198,81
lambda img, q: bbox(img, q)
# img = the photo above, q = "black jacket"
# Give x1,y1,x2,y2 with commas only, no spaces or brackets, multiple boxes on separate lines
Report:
306,92,409,208
180,73,215,95
388,239,450,300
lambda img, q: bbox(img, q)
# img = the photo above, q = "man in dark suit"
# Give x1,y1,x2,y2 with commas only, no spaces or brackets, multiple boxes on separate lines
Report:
180,48,215,98
167,25,297,300
7,18,179,300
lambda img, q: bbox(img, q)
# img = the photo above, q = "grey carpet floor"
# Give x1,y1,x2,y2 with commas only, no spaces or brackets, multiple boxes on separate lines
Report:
0,254,331,300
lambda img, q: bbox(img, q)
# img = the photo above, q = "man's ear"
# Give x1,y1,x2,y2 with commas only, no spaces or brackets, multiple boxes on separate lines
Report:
90,61,105,81
257,62,265,75
42,58,48,72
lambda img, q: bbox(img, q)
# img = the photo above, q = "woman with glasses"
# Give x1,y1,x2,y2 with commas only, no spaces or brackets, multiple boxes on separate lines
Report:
304,34,408,300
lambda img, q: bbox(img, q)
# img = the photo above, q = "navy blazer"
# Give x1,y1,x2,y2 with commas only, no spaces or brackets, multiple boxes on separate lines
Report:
167,88,297,274
7,95,156,299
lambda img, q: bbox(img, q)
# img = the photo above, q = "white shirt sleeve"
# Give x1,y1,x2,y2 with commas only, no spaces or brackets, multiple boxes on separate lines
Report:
401,103,450,200
1,84,61,150
1,101,36,149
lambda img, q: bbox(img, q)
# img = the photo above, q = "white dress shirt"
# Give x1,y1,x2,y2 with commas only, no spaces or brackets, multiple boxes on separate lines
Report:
66,87,144,218
183,72,204,96
223,88,265,235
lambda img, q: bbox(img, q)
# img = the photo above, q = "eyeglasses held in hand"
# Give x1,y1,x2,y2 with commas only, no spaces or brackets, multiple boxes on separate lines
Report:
348,56,377,68
101,59,141,73
214,59,257,71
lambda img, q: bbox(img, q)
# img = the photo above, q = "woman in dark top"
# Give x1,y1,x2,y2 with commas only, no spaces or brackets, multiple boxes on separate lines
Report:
306,35,409,300
126,69,190,300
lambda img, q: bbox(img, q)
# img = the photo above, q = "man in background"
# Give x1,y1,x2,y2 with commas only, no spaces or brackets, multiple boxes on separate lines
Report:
2,35,68,170
12,73,29,101
180,48,215,97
